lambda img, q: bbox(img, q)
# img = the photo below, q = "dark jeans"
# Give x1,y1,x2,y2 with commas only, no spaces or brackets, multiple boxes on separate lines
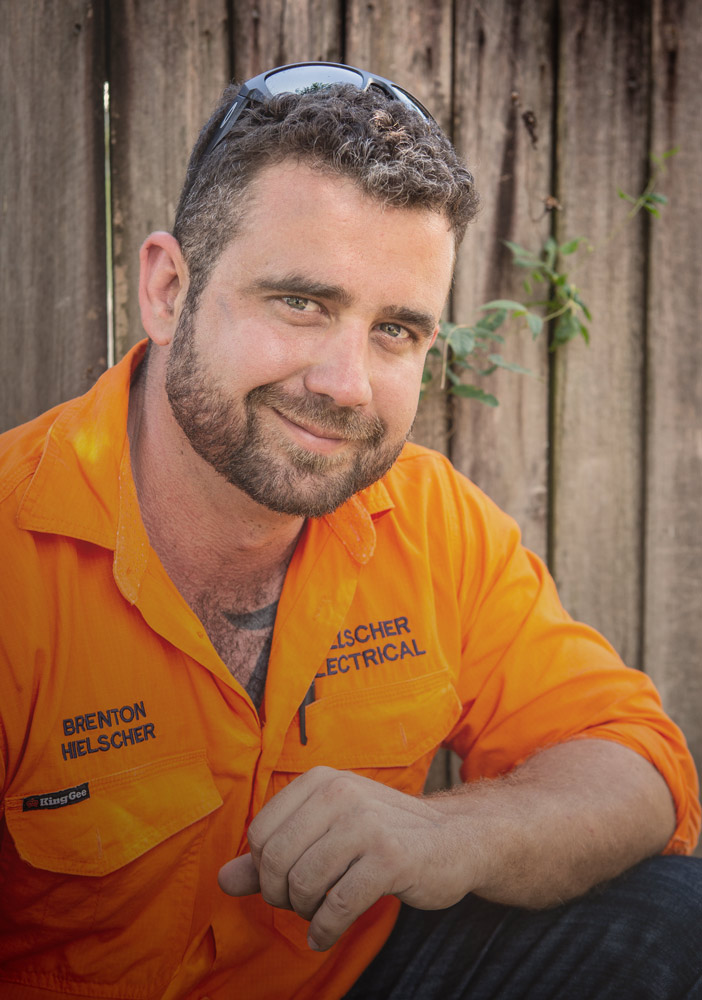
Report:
344,856,702,999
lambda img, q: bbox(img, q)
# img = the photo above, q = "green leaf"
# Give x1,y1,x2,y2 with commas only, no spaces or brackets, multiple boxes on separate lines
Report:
449,327,477,356
488,354,533,375
475,308,507,332
450,384,499,406
543,236,557,269
559,237,582,255
643,205,660,217
659,146,680,161
647,192,668,204
502,239,528,254
579,322,590,345
474,329,505,344
526,312,544,337
421,368,433,384
571,291,592,320
503,239,538,261
481,299,528,312
552,312,581,347
453,359,476,372
523,279,533,296
618,188,636,203
503,242,542,271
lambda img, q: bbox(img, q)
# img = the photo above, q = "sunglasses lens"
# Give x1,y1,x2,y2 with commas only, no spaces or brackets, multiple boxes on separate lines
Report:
389,84,425,113
264,65,365,95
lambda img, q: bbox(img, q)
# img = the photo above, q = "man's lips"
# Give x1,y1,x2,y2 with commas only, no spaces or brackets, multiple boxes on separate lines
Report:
272,409,353,454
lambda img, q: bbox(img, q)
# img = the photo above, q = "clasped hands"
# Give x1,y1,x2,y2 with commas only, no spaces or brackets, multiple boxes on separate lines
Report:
218,765,474,951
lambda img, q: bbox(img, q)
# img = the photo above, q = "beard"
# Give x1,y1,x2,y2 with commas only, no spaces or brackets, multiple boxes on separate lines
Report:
164,303,410,518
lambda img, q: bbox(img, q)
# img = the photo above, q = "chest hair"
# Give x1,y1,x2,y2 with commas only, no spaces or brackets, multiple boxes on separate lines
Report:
188,581,283,710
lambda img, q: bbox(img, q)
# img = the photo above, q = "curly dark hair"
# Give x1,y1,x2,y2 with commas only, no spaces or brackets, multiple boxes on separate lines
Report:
173,82,479,305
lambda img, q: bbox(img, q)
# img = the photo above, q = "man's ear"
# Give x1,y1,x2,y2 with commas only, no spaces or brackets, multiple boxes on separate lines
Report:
138,232,189,346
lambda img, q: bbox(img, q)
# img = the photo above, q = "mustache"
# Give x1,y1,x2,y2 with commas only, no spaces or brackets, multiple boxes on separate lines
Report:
247,384,386,445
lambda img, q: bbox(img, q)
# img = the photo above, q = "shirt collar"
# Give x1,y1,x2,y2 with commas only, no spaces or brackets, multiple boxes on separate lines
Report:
16,342,146,549
322,480,394,565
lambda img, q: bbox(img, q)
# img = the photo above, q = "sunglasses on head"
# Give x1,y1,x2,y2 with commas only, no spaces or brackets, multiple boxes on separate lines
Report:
200,60,435,162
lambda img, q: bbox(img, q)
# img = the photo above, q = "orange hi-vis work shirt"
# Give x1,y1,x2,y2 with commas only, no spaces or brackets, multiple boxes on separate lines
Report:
0,342,699,1000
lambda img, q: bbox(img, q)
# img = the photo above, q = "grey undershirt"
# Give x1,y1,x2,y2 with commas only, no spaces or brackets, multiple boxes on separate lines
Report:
223,601,278,709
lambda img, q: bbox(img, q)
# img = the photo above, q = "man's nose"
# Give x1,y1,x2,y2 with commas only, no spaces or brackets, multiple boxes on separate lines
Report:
302,328,373,408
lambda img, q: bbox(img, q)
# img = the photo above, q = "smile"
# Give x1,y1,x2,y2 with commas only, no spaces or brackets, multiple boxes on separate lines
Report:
272,409,353,455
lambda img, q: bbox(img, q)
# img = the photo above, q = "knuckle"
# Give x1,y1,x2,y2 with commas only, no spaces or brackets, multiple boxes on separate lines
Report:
322,886,356,922
246,824,264,857
321,773,355,807
259,871,291,909
287,869,316,905
307,764,337,786
260,843,290,879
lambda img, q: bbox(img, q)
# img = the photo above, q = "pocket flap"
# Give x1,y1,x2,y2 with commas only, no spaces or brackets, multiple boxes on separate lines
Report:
277,670,462,771
4,749,222,876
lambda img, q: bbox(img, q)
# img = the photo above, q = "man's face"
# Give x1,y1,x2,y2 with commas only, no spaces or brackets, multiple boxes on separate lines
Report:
165,160,455,518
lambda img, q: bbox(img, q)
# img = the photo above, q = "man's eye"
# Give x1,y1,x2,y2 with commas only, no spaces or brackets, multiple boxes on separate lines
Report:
282,296,316,312
379,322,410,340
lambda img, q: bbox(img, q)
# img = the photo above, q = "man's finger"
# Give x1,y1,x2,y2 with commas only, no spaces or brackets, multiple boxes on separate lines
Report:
247,766,338,867
218,853,261,896
307,857,390,952
255,787,354,909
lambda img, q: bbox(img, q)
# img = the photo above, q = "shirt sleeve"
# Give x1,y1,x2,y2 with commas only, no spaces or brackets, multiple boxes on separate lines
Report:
444,479,701,856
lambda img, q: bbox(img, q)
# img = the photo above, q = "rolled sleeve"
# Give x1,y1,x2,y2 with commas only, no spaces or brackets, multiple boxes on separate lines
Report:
445,492,700,855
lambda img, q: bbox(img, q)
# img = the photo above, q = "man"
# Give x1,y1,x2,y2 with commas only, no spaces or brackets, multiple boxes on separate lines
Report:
0,62,700,1000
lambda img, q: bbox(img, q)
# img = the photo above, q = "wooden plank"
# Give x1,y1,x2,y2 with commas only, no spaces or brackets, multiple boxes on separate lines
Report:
346,0,454,455
109,0,230,360
232,0,342,78
645,0,702,790
0,0,107,432
449,0,554,559
550,0,651,667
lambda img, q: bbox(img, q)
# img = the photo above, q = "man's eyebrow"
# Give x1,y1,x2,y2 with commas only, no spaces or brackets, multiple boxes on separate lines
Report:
247,274,354,307
378,305,438,340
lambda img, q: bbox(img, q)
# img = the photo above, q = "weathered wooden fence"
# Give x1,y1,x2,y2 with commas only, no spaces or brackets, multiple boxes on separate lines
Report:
2,1,701,822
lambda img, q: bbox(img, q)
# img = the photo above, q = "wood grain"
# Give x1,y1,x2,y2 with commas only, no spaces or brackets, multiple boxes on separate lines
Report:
645,0,702,787
232,0,342,78
450,0,554,559
109,0,230,359
0,0,107,431
550,0,650,666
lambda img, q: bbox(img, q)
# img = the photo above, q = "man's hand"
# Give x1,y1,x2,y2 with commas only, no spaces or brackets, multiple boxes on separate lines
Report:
217,765,475,951
218,741,676,952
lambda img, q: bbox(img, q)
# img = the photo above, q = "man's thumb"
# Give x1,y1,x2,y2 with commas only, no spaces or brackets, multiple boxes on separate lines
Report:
218,853,261,896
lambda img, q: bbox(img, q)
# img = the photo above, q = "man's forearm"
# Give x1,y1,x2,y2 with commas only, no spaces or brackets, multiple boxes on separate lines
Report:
219,738,677,950
430,738,677,909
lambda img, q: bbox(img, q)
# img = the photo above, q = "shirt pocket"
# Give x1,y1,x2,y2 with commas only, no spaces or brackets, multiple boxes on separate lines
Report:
276,668,463,783
270,670,462,950
0,749,222,998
